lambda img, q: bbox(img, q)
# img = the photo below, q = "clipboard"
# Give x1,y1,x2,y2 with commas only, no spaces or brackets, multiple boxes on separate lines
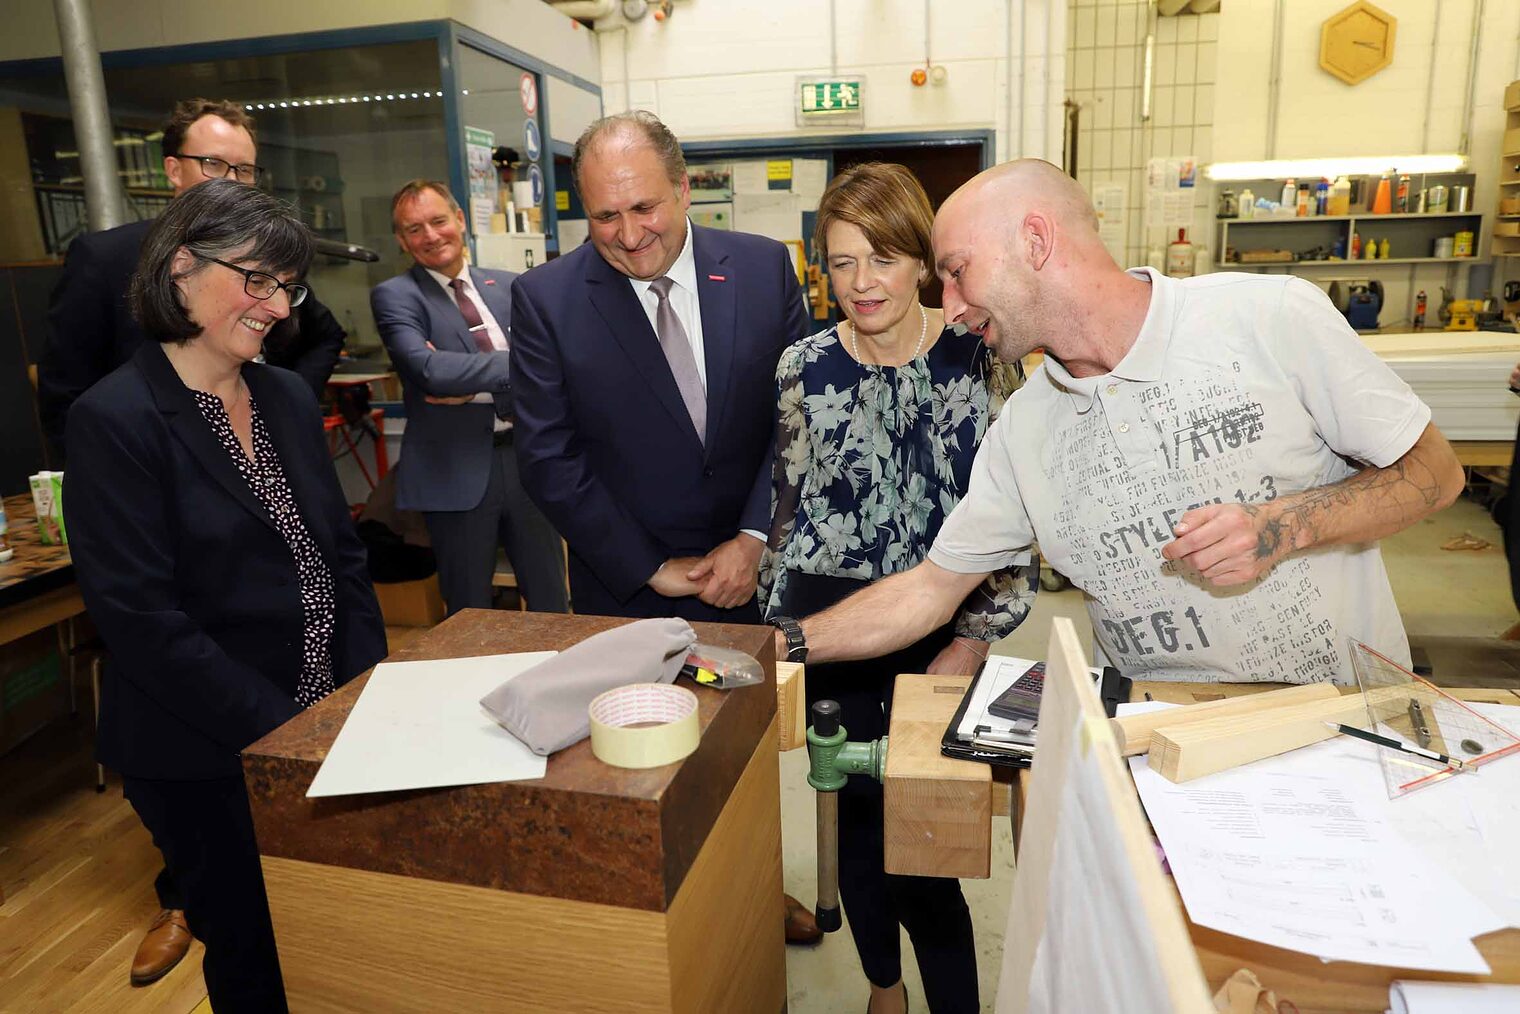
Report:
939,661,1130,769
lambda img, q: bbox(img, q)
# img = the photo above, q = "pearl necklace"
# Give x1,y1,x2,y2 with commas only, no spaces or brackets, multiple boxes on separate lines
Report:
847,305,928,366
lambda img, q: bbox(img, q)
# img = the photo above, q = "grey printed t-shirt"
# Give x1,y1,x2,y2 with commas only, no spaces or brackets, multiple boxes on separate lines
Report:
929,268,1429,684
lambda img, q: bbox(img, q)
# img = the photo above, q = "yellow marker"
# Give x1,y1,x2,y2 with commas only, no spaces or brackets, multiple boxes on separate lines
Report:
695,668,718,685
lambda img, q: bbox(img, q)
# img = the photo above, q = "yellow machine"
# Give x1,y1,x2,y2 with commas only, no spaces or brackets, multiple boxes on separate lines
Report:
1444,299,1484,331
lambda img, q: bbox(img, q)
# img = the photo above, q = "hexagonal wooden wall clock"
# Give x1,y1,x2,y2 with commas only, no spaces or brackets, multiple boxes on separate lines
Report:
1320,1,1397,86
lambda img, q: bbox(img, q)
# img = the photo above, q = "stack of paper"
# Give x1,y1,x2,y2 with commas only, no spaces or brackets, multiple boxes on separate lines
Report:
306,652,556,798
1126,701,1520,974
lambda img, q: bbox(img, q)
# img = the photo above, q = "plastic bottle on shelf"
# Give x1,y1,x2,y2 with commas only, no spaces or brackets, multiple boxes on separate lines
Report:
1281,178,1297,211
1315,179,1330,216
1296,185,1311,217
1238,188,1255,218
1372,172,1393,214
1166,229,1194,278
1379,238,1391,259
1414,290,1427,330
1328,176,1352,216
1350,230,1362,259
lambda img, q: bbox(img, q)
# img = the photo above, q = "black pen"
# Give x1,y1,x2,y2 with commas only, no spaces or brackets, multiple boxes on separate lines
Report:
1323,722,1468,771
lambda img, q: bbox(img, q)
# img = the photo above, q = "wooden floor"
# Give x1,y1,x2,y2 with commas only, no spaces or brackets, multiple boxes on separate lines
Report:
0,626,430,1014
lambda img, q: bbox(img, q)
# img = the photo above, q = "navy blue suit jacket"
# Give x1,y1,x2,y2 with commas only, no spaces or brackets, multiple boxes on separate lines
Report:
371,264,516,513
64,342,387,780
510,225,808,620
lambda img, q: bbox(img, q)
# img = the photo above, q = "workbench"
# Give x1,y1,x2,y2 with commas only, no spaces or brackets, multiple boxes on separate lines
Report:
243,611,785,1013
891,673,1520,1013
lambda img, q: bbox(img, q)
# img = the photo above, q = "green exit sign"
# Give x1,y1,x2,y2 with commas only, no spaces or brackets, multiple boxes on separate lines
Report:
797,77,865,126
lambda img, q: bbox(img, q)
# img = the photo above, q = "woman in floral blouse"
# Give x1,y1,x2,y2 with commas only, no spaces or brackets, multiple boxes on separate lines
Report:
759,163,1038,1014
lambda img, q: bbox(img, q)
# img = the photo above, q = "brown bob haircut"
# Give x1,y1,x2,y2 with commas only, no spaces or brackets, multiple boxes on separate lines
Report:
812,162,935,278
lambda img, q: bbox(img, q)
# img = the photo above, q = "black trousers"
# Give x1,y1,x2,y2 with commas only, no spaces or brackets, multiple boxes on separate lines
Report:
425,436,569,615
123,774,288,1014
784,572,980,1014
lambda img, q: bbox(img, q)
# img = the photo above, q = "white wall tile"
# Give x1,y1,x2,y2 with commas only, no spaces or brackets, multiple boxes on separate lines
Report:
1172,44,1197,85
1193,84,1214,126
1074,7,1096,48
1095,6,1117,49
1176,14,1199,43
1074,48,1096,91
1195,42,1217,84
1198,12,1219,42
1114,46,1139,88
1116,6,1139,45
1094,52,1116,89
1091,92,1114,130
1153,85,1175,127
1091,129,1114,171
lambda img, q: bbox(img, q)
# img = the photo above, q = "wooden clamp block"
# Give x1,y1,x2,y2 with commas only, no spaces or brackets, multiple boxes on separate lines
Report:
883,674,991,879
1111,682,1340,756
1148,692,1370,782
775,662,806,752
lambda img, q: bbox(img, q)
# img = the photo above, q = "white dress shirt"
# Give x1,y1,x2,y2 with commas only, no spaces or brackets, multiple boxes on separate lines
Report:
426,265,510,429
626,219,706,390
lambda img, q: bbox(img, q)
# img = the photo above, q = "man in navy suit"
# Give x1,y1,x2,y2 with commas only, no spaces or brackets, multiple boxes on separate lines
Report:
511,113,819,944
512,112,809,625
371,180,568,615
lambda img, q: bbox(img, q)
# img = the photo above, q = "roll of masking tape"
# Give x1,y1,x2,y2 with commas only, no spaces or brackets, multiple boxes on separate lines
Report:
589,683,699,769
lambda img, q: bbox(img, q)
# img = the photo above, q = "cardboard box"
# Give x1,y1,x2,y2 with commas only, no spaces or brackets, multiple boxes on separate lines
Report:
1,629,68,755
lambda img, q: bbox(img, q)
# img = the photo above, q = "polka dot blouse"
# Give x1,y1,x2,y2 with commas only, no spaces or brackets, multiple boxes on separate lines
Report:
192,391,337,709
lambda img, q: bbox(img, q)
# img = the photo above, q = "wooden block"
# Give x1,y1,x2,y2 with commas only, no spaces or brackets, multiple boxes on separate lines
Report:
264,717,785,1013
1111,682,1340,756
1148,693,1370,782
884,674,991,879
372,574,445,627
775,661,806,751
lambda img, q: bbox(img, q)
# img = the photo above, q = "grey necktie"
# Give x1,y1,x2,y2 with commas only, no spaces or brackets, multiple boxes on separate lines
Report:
648,276,706,444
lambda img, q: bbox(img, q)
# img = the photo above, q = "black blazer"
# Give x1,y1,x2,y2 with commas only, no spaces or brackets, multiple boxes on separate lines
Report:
39,217,349,462
511,225,808,621
64,341,387,780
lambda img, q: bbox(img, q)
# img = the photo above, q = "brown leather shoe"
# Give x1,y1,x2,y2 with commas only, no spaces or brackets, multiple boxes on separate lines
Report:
784,893,822,946
130,908,192,986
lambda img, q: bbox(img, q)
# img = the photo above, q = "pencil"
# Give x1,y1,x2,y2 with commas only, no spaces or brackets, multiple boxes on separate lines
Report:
1323,722,1468,771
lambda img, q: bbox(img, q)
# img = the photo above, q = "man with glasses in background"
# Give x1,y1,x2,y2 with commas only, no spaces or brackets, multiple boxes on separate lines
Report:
38,98,349,464
35,98,349,991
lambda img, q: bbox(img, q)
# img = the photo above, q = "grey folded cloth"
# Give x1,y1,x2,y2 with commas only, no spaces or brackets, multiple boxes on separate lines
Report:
480,617,697,755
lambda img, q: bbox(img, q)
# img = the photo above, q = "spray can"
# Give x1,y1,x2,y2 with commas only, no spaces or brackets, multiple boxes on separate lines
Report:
1396,174,1410,213
1166,229,1194,278
1414,290,1427,330
1315,179,1330,216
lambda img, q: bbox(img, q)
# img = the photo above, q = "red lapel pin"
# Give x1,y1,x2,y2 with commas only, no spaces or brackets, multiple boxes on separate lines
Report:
483,278,497,286
708,274,727,282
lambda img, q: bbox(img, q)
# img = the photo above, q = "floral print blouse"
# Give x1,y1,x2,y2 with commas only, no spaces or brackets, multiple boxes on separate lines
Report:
759,323,1038,641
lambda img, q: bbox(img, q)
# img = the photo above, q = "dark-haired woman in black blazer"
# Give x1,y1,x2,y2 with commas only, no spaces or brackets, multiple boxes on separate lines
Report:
63,178,386,1014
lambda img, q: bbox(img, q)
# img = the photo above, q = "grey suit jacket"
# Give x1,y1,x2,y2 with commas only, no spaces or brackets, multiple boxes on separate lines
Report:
371,263,517,513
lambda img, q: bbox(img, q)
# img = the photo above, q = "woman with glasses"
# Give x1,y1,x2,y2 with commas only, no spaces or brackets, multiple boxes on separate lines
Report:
63,178,386,1013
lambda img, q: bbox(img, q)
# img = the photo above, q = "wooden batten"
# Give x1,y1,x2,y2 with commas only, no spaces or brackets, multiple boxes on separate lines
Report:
1111,682,1340,756
1148,693,1370,782
775,661,806,752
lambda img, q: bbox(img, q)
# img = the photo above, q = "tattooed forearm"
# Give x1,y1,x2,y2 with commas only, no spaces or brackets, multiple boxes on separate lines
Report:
1251,424,1460,560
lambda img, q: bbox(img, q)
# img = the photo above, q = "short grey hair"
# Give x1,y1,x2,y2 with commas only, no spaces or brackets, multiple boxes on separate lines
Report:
571,110,686,194
131,177,312,344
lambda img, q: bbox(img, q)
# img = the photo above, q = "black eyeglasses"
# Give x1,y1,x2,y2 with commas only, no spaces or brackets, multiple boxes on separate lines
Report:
174,153,265,185
200,256,309,307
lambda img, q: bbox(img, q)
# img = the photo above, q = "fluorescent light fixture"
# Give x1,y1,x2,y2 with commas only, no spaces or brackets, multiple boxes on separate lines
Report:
1206,154,1468,180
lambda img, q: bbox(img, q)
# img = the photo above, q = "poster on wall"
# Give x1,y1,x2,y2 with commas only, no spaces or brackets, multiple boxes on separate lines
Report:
1145,155,1198,229
465,126,496,237
1093,183,1127,264
688,163,733,203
